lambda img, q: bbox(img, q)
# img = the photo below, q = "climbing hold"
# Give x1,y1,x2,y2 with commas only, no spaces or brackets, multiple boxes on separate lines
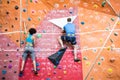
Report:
6,11,9,15
63,4,67,8
100,57,104,61
98,62,101,65
5,29,8,32
2,77,5,80
58,65,62,69
11,25,14,28
7,0,10,4
93,4,98,8
53,71,56,74
81,22,85,25
16,40,19,42
46,78,50,80
58,76,62,79
3,65,7,68
20,41,24,44
9,60,12,63
110,58,115,63
6,54,9,56
36,62,40,67
47,73,51,76
114,32,118,36
23,8,27,12
54,65,57,68
63,70,67,74
111,18,115,21
15,5,19,10
42,30,46,33
117,21,120,25
54,3,59,8
69,7,74,14
31,10,36,14
34,0,38,3
110,39,113,43
90,77,94,80
7,43,10,46
36,68,40,71
86,62,90,66
100,38,103,42
28,17,31,21
30,0,32,2
38,17,40,21
108,68,113,73
2,70,7,75
8,64,12,69
107,46,111,51
36,34,42,38
83,56,88,60
101,1,106,7
14,71,17,73
15,17,18,20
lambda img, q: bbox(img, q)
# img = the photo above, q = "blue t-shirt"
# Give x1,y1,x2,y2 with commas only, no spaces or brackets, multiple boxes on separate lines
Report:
26,34,33,43
64,23,76,34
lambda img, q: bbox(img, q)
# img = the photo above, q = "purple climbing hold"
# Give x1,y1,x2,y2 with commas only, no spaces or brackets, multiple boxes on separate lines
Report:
8,64,12,69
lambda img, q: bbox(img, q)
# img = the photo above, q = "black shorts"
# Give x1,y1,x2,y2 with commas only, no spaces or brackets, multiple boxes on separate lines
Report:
61,35,77,45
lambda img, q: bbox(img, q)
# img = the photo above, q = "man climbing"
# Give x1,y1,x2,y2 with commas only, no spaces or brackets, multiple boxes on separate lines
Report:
19,21,38,77
58,18,80,62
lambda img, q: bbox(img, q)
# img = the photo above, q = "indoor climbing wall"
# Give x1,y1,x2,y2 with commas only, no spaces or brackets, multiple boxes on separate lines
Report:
0,0,120,80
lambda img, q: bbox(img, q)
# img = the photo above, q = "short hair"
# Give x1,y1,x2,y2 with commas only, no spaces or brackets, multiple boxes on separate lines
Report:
29,28,37,35
67,18,71,22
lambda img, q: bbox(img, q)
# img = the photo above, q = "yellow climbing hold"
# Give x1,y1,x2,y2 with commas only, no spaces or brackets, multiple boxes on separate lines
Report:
108,68,113,73
86,61,90,66
93,4,99,8
117,21,120,25
100,38,103,42
107,46,111,51
63,70,67,74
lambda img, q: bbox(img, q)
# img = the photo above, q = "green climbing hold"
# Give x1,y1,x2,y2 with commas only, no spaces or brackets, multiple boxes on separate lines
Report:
30,0,32,2
83,56,88,60
114,32,118,36
101,1,106,7
98,62,101,65
54,65,57,68
111,18,115,21
37,34,42,38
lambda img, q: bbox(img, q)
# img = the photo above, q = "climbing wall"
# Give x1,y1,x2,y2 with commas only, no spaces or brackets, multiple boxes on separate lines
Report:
0,0,120,80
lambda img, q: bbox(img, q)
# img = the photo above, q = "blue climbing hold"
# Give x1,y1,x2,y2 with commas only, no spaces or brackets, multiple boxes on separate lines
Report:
81,22,85,25
36,62,40,67
28,17,31,21
2,70,7,75
36,68,40,71
23,8,27,12
46,78,50,80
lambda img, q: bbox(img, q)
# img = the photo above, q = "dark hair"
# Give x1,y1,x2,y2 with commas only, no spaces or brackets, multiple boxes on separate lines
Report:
29,28,37,35
67,18,71,22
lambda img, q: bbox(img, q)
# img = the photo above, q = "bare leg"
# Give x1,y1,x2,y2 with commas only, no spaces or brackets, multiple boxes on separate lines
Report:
58,36,64,48
33,60,36,71
20,60,25,71
73,45,77,59
73,45,80,62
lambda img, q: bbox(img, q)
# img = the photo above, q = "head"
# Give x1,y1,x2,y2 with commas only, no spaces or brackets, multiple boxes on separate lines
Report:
67,18,71,22
29,28,37,35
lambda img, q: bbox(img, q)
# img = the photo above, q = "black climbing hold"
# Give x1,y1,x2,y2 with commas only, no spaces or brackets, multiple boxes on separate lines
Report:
14,71,17,73
7,43,10,46
6,12,9,15
16,40,19,42
3,66,7,68
5,29,8,31
9,60,12,63
11,25,14,28
7,0,9,4
15,17,18,20
6,54,9,56
2,77,5,80
15,5,19,10
17,49,19,51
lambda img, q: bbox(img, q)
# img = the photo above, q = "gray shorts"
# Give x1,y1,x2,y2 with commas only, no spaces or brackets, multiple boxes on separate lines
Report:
22,46,35,61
